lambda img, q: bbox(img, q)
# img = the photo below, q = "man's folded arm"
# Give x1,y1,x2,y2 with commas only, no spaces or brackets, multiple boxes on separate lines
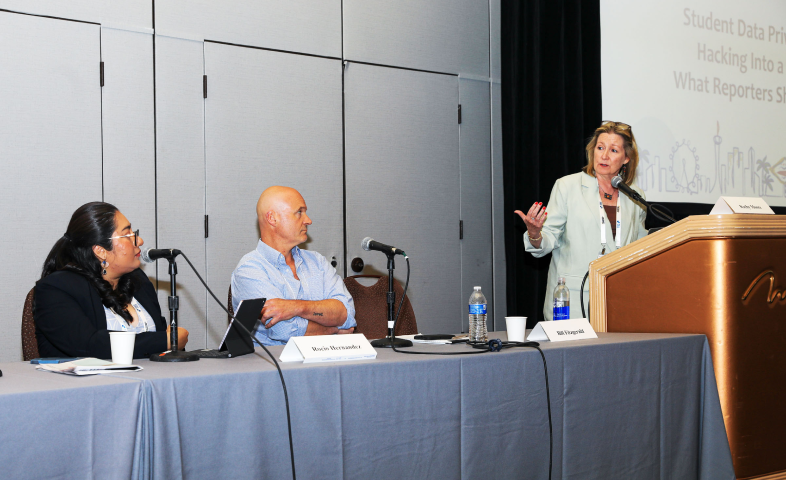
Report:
231,268,308,342
305,321,339,336
260,298,346,334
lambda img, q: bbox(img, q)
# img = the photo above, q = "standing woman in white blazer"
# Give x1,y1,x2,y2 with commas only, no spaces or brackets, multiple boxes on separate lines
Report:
515,121,648,321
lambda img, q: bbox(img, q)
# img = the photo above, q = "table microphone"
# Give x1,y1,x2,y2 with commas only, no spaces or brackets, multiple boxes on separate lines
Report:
140,248,181,263
361,237,407,257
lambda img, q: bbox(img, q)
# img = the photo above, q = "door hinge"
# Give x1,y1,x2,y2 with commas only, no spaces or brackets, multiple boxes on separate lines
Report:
459,220,463,239
203,75,207,98
204,215,209,238
100,62,104,87
458,104,462,124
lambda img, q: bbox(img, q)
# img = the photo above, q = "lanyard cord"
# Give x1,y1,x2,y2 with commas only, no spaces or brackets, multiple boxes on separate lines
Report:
598,188,622,255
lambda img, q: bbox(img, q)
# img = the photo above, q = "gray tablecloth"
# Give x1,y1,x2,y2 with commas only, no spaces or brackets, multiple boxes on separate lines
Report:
132,332,734,479
0,332,735,480
0,363,146,480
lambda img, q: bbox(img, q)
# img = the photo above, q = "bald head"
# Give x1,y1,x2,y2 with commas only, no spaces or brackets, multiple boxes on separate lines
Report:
257,186,303,220
257,186,311,253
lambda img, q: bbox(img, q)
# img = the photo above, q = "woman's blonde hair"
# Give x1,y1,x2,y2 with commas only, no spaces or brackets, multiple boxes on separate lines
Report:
583,121,639,185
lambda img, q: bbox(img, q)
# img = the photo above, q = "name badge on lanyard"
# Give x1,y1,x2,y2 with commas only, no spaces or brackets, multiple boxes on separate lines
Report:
598,193,622,258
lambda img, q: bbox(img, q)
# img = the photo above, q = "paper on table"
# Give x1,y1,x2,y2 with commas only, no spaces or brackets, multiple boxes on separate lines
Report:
36,357,143,376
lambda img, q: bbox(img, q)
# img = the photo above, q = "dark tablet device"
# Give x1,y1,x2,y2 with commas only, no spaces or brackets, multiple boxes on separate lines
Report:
218,298,266,358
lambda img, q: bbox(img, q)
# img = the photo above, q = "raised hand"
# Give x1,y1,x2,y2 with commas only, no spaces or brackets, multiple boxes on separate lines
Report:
514,202,547,241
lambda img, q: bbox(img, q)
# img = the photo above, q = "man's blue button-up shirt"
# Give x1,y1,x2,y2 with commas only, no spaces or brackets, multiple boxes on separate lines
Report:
231,240,356,346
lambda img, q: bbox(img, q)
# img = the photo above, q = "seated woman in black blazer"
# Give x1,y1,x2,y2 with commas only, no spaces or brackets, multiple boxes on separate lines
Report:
35,202,189,359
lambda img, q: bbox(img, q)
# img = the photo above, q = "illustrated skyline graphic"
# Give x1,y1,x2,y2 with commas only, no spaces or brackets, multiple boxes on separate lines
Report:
635,122,786,200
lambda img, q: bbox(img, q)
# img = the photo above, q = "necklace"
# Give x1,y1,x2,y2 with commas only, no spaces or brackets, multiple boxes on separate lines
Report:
599,184,615,200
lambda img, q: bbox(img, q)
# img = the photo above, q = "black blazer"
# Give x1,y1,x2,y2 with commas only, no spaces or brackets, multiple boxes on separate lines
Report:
34,268,168,359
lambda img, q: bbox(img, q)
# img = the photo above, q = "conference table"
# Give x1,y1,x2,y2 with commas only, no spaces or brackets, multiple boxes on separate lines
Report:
0,332,735,480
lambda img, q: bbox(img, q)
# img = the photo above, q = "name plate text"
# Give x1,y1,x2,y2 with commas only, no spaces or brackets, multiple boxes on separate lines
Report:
279,333,377,363
527,318,598,342
710,196,774,215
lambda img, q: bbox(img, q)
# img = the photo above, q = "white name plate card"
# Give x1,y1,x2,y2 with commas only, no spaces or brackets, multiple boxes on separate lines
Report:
279,333,377,363
527,318,598,342
710,196,774,215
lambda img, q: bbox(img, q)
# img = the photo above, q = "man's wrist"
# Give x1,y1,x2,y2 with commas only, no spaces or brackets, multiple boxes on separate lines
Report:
293,299,307,318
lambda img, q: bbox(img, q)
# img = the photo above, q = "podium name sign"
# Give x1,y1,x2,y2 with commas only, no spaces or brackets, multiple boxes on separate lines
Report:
527,318,598,342
279,334,377,363
710,196,774,215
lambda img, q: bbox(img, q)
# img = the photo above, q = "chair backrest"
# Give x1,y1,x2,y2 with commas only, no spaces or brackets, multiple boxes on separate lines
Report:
22,287,39,361
227,286,234,324
344,275,418,340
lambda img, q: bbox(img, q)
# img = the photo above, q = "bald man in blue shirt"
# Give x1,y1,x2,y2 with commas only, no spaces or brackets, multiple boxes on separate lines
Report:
231,186,356,346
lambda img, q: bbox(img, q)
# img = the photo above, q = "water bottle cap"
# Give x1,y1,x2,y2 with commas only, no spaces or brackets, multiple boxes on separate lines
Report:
558,277,565,284
474,286,481,290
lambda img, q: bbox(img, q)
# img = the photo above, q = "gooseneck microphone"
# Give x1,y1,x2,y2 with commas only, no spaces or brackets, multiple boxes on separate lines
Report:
611,175,646,204
361,237,407,257
140,248,182,263
610,175,677,228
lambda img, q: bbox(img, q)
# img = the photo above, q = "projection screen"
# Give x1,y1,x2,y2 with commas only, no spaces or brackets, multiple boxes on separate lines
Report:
601,0,786,206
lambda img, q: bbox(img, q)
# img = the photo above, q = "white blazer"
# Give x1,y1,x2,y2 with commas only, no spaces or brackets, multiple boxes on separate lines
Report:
524,172,648,321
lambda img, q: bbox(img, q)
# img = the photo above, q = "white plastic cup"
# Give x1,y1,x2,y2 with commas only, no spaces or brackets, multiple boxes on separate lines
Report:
109,331,136,365
505,317,528,342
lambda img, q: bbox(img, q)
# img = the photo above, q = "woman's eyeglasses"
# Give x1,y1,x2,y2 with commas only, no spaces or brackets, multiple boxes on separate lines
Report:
109,229,140,246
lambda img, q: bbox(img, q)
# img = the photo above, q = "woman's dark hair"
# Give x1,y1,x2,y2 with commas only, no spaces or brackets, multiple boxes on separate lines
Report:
41,202,138,323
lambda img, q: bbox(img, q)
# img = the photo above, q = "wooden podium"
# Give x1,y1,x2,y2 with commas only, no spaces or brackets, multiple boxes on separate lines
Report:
588,215,786,480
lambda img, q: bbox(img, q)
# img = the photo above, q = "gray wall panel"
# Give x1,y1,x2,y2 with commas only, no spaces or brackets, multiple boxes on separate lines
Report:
0,1,151,30
0,1,501,356
155,0,341,58
154,36,207,349
0,12,102,361
459,78,493,332
101,28,156,278
343,0,489,76
491,82,506,326
203,43,344,347
490,0,500,80
345,63,461,335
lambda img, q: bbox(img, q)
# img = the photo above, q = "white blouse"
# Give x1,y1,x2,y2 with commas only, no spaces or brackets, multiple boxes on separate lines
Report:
104,297,157,333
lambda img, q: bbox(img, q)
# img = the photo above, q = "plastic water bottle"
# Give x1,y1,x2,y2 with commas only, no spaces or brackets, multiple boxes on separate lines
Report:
553,277,570,321
468,286,488,342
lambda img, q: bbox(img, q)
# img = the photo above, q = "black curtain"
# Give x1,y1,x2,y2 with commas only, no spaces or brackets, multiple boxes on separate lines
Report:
501,0,602,327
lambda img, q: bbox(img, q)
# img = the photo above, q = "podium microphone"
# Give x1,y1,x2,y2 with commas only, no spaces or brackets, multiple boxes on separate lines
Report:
611,175,645,204
611,175,677,225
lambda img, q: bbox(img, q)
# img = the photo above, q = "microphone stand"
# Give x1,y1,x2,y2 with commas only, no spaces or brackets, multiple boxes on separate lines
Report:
150,257,199,362
370,254,412,348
